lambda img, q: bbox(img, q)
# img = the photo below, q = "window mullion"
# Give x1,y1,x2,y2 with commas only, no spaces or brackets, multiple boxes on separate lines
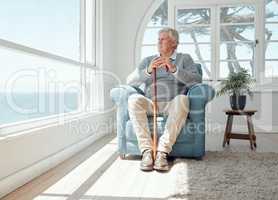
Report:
80,0,86,112
168,0,175,28
80,0,86,63
0,39,84,67
255,0,265,83
214,6,220,81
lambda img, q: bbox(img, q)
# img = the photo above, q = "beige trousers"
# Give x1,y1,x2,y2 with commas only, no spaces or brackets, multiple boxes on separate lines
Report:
128,94,189,154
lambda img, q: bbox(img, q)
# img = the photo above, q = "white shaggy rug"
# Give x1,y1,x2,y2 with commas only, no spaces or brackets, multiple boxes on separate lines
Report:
168,151,278,200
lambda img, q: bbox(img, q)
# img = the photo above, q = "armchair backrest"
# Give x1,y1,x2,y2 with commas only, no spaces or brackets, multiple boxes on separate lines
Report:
194,63,203,80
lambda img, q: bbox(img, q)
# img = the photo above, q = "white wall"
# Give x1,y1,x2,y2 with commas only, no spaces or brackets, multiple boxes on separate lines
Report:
101,0,118,110
206,91,277,133
0,0,117,198
0,113,114,198
114,0,154,83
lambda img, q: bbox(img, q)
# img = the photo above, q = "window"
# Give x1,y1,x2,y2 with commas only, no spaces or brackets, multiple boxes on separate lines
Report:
140,0,272,82
265,0,278,78
0,0,97,126
220,5,256,78
176,7,212,80
219,5,256,78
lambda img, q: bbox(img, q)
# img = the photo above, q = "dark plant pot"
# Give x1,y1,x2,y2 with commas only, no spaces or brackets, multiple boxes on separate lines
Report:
230,95,246,110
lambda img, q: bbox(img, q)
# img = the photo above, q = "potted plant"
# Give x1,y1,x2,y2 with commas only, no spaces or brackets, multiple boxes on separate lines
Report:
217,67,254,110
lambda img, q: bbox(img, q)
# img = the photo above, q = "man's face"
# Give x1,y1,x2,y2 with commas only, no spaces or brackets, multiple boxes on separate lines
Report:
158,32,176,54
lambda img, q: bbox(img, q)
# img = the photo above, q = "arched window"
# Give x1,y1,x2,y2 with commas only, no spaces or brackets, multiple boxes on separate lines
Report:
139,0,278,82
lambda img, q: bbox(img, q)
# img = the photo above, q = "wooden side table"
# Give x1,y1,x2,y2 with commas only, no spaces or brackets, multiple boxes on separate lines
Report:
222,109,257,150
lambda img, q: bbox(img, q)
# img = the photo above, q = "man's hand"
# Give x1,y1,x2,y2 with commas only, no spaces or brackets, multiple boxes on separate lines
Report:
147,57,166,73
163,57,177,73
147,57,176,73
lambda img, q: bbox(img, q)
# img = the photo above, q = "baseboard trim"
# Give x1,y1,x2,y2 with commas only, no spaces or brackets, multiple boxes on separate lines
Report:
0,129,115,199
206,122,278,134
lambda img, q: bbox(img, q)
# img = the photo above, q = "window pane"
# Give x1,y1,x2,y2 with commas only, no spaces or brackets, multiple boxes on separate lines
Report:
220,6,255,23
265,61,278,77
220,25,255,42
148,0,168,27
179,27,210,43
265,42,278,59
220,43,254,60
0,47,80,125
178,44,211,61
141,46,157,59
0,0,80,60
220,61,253,78
266,0,278,22
177,8,211,25
265,24,278,41
143,28,160,45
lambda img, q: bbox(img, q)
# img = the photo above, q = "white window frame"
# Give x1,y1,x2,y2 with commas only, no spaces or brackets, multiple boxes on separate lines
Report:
0,0,100,135
264,0,278,83
216,3,259,81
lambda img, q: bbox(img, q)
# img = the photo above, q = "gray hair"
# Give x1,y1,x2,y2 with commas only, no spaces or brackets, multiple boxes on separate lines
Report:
159,27,179,46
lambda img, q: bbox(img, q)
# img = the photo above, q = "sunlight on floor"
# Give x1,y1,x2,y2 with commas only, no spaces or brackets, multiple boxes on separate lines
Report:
84,157,185,199
30,137,189,199
174,160,189,195
33,140,118,200
34,196,67,200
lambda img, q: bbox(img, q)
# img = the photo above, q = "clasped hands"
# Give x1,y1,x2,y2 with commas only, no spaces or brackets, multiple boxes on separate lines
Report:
147,57,177,74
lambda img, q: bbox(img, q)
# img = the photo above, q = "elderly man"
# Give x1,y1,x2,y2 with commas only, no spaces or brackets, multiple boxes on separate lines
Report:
127,28,202,171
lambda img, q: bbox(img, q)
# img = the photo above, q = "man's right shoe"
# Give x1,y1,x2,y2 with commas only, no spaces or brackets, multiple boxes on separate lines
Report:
140,149,154,171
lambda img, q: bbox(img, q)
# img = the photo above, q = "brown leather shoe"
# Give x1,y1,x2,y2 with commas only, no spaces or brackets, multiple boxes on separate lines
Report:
140,149,154,171
154,151,169,171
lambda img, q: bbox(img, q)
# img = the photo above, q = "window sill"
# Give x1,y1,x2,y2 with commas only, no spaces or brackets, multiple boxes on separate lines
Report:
0,110,113,139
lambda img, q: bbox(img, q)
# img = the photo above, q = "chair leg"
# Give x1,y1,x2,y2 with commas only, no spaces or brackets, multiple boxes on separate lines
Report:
195,156,203,161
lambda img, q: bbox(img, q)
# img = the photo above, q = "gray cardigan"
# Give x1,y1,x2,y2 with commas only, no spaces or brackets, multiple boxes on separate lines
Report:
126,53,202,101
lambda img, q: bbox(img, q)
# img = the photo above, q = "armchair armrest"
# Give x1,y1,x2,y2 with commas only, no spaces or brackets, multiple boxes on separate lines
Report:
188,83,215,103
110,84,143,106
110,84,143,154
187,83,215,121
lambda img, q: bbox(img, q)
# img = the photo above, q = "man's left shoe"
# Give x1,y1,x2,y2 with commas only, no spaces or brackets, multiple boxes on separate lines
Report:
153,151,169,171
140,149,154,171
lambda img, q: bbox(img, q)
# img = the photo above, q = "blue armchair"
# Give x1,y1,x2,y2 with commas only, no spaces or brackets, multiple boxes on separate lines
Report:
110,64,215,159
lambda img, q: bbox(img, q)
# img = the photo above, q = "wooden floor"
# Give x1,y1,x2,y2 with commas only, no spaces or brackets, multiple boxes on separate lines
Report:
2,131,278,200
